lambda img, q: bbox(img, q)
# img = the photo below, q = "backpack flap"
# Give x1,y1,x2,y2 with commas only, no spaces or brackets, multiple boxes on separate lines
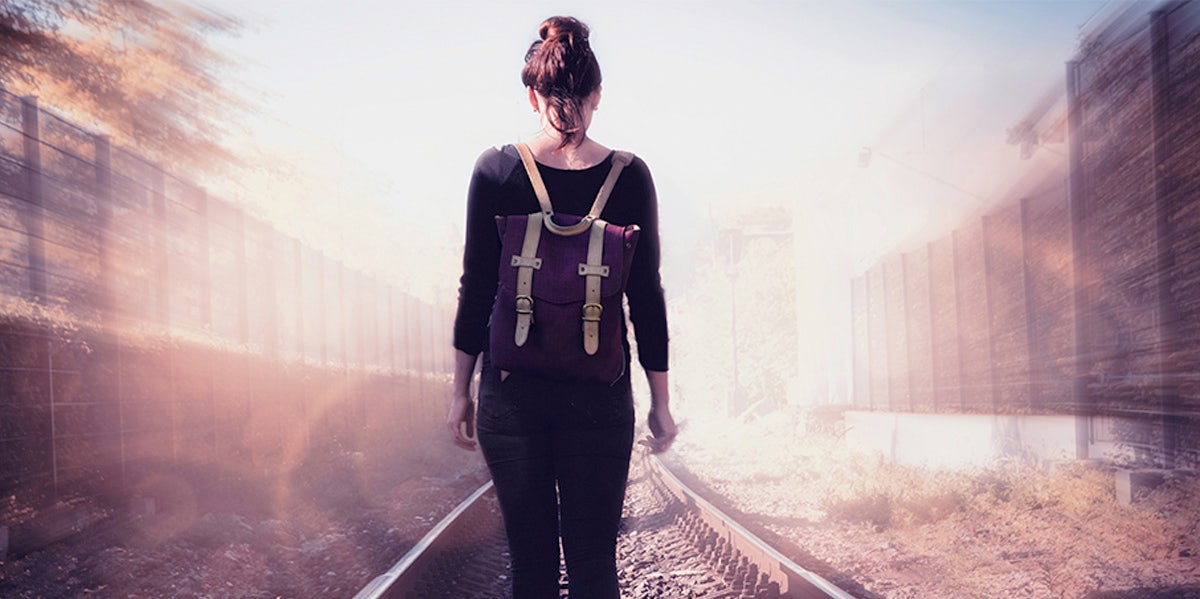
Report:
496,219,638,306
491,213,640,383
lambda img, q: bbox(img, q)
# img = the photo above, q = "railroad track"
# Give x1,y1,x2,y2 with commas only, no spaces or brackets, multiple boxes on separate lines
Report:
354,453,856,599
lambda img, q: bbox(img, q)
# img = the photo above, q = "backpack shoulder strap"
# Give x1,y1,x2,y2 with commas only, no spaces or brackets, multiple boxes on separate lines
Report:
515,143,554,216
590,151,633,220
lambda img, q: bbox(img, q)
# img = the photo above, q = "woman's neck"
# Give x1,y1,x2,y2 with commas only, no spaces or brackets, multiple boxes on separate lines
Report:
526,132,610,170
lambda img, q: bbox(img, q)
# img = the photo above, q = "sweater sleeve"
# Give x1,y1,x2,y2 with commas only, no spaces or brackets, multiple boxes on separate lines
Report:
623,158,670,372
452,149,505,356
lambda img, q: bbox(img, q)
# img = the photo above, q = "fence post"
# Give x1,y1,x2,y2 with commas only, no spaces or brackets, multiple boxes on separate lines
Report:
1066,59,1090,459
388,285,397,373
865,274,874,410
20,96,46,299
883,253,902,412
385,284,396,440
91,136,124,492
196,188,212,332
292,242,308,452
400,292,412,436
1150,9,1180,468
369,277,380,370
439,305,451,375
339,263,348,368
192,188,212,463
882,257,900,412
264,227,280,359
369,275,378,369
902,252,916,412
427,302,436,376
356,271,366,370
94,136,113,322
866,265,882,411
981,215,998,413
234,209,248,344
92,134,122,487
927,242,939,412
952,229,967,412
152,168,169,329
317,253,327,365
1020,198,1041,410
345,269,355,367
849,278,861,407
294,239,304,362
414,297,427,405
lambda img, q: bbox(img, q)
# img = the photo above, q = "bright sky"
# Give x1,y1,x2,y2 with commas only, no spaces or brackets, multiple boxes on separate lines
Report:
205,0,1110,303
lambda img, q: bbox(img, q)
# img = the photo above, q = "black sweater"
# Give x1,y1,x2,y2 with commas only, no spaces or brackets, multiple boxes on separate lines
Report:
452,144,669,372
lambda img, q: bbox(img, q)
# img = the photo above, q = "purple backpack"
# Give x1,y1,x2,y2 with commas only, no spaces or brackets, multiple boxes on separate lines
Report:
489,143,640,384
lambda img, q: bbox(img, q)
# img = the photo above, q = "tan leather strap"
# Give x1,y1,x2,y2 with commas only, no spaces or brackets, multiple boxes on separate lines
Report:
515,143,635,236
515,143,553,216
513,213,543,347
585,150,633,226
580,219,609,355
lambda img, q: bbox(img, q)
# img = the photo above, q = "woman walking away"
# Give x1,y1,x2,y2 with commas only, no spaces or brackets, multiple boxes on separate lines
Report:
447,15,677,599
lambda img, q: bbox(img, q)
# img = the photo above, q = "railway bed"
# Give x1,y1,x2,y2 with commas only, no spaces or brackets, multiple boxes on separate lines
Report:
355,453,855,599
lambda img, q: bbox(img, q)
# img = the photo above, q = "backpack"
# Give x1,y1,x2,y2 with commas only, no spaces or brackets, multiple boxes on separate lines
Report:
488,143,640,384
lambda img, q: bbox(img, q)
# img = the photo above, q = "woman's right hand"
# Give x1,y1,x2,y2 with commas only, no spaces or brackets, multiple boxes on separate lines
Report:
641,404,677,454
446,393,477,451
639,370,677,453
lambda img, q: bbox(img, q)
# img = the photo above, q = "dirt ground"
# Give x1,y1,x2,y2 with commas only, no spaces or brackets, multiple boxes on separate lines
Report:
666,409,1200,599
0,436,490,598
3,408,1199,599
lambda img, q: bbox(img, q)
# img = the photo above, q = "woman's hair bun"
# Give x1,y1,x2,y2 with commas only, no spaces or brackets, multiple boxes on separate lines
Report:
538,16,589,47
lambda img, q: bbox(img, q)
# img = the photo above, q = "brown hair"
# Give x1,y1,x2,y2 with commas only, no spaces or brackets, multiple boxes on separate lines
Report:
521,16,602,148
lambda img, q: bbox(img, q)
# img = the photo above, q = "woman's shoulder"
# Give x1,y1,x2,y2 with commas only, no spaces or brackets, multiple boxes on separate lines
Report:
474,144,521,169
605,145,650,175
471,144,523,184
625,152,651,175
614,151,654,191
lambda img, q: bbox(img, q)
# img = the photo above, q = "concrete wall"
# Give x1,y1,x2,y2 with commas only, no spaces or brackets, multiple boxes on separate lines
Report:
844,410,1085,470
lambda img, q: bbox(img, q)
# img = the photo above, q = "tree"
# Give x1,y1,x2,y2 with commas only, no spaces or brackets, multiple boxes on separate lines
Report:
673,207,798,418
1,0,245,174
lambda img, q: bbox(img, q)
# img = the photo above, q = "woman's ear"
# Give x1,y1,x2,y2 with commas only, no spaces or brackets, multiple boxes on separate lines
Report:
591,86,602,111
527,87,540,113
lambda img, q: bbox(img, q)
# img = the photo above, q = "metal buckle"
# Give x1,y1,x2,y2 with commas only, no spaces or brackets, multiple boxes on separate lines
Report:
582,302,603,322
515,295,534,315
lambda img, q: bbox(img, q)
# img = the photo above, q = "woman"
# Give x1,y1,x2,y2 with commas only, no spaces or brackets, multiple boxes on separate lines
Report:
447,15,677,599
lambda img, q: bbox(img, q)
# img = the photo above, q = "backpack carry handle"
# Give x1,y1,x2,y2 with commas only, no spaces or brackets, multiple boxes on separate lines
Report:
515,143,633,236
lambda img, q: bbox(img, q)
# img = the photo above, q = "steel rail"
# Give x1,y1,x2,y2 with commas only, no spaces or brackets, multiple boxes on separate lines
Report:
352,480,495,599
354,456,857,599
645,453,857,599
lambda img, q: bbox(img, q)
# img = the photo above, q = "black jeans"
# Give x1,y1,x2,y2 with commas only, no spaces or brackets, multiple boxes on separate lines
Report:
476,356,635,599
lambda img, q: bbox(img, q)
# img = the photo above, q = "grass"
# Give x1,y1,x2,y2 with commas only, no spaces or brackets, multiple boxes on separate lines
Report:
670,406,1200,598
